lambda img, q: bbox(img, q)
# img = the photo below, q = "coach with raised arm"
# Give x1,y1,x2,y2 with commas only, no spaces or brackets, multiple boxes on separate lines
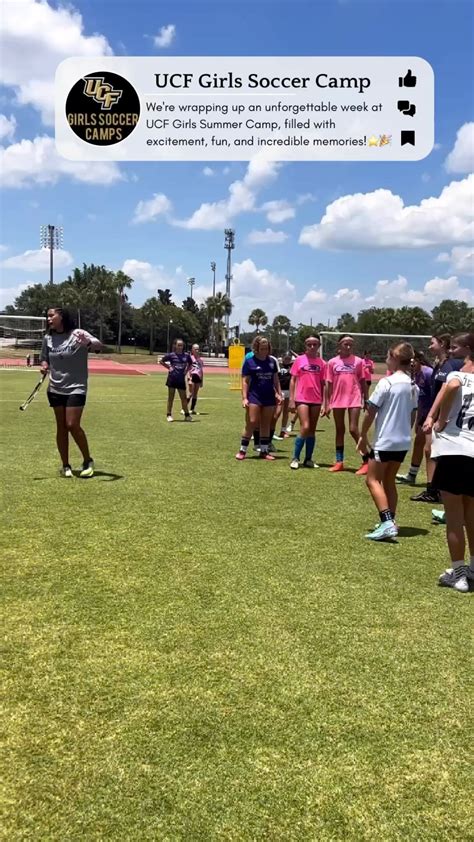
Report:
40,307,101,478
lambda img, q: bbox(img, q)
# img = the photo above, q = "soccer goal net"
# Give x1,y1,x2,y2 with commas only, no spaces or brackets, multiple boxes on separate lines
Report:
319,331,432,365
0,315,46,351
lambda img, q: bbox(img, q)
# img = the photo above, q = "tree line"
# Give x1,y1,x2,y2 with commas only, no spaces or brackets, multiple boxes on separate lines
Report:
4,264,472,355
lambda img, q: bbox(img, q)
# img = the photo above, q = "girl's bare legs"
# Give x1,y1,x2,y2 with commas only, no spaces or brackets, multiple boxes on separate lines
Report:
167,387,175,416
65,406,91,462
53,406,69,465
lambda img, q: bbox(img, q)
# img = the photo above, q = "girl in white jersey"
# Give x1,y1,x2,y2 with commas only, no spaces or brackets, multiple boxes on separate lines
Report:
187,344,204,415
358,343,419,542
431,333,474,593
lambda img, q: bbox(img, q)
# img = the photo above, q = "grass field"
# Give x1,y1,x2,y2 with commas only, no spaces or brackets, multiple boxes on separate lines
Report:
2,370,472,841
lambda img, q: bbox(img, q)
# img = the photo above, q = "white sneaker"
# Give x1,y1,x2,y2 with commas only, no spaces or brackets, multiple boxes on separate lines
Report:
180,409,185,415
167,415,173,422
303,460,319,469
60,465,73,478
439,566,474,586
286,423,293,433
290,459,299,470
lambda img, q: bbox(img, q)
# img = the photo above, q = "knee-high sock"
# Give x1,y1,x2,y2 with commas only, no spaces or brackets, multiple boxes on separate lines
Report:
294,436,305,460
305,436,315,461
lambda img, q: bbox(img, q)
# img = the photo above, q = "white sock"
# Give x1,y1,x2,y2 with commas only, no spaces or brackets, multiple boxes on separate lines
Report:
408,464,420,477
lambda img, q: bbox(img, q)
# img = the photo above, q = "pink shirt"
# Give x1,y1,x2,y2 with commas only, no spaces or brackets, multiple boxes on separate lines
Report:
327,355,364,409
290,355,326,404
363,357,374,380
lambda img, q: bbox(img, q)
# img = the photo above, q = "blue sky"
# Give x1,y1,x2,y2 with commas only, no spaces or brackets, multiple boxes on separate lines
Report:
1,0,473,327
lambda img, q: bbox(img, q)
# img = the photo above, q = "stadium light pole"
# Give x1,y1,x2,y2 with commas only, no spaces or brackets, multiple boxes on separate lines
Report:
40,224,63,284
224,229,235,346
210,261,217,352
187,276,196,301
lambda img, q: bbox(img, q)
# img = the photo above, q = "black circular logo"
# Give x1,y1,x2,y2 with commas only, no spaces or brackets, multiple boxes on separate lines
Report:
65,71,140,146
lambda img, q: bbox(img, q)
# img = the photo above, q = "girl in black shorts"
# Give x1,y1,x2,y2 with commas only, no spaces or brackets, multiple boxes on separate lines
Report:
432,333,474,593
160,339,192,422
40,307,101,477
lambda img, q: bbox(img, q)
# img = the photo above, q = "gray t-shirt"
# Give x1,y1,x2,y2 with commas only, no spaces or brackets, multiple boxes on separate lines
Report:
41,330,97,395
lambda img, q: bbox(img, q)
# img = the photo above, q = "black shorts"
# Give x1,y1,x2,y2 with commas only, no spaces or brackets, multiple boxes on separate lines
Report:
295,402,322,408
47,391,86,408
166,377,186,391
432,455,474,497
190,374,202,384
369,448,407,463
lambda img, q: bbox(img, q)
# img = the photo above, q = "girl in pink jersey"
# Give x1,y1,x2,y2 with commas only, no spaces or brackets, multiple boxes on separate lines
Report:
289,335,326,469
325,336,368,474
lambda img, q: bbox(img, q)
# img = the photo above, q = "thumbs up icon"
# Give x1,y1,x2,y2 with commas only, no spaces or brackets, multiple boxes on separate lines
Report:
399,69,417,87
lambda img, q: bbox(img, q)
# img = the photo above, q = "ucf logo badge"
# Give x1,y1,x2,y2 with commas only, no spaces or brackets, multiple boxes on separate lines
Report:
83,76,122,110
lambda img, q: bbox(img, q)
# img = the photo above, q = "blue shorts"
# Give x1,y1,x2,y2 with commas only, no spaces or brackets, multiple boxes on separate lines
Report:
248,395,276,408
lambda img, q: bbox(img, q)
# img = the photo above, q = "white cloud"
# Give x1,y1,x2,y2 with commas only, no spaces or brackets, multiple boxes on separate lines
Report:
1,0,112,125
0,244,8,253
153,24,176,48
247,228,289,245
0,114,16,142
296,193,316,205
0,136,123,188
1,248,73,272
365,274,473,307
444,123,474,174
132,193,172,224
121,259,176,293
202,167,215,177
172,157,281,230
260,199,295,224
436,246,474,276
0,283,29,309
334,287,361,302
299,175,473,249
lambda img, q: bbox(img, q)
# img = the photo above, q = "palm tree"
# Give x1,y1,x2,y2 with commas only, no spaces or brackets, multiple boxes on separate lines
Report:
272,314,291,353
248,308,268,334
89,266,116,343
141,298,162,354
115,270,133,353
157,288,173,305
206,292,232,353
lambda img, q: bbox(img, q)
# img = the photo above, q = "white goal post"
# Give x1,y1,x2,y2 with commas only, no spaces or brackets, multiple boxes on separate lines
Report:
0,315,47,349
319,331,432,361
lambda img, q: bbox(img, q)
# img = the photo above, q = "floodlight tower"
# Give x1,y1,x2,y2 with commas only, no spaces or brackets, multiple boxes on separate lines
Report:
187,276,196,301
40,224,63,284
224,229,235,344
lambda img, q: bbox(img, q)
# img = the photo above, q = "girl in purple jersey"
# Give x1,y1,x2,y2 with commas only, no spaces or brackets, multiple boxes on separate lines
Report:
160,338,192,422
396,351,433,485
236,337,282,461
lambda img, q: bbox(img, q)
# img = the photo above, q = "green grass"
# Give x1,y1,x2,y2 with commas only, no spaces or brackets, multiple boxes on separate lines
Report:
1,371,471,841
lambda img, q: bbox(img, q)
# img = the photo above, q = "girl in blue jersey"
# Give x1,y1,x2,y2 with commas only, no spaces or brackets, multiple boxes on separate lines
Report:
236,336,282,461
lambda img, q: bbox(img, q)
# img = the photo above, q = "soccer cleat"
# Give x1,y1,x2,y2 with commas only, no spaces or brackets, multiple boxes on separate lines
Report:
303,460,319,469
438,568,469,593
184,414,192,422
167,415,174,422
80,459,94,478
286,423,294,433
235,451,246,461
290,459,300,470
180,409,185,415
60,465,73,478
396,473,417,485
355,463,369,476
410,489,440,503
365,521,398,541
432,509,446,524
273,434,284,441
439,566,474,582
190,410,199,415
329,462,344,472
259,452,276,461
